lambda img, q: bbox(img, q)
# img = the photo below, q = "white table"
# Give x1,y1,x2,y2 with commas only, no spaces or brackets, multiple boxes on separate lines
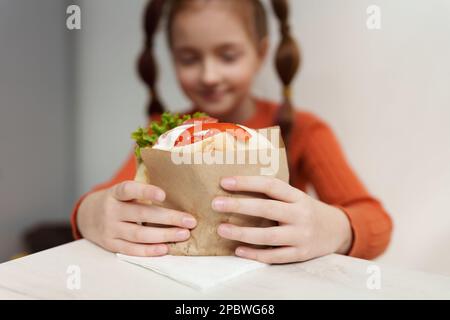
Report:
0,239,449,299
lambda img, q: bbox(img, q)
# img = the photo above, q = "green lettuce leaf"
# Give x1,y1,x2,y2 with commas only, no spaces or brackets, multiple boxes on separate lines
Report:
131,111,208,161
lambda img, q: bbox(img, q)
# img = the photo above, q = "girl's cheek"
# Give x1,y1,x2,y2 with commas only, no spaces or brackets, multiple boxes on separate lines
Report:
224,61,257,92
176,67,201,92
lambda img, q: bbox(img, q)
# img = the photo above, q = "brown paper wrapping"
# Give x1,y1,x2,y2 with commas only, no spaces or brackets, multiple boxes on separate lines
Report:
137,126,289,256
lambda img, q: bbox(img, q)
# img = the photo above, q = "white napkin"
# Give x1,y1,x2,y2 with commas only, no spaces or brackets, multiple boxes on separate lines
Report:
116,253,268,291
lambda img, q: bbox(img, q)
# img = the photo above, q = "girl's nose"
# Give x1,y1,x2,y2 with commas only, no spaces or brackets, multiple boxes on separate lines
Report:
200,59,221,86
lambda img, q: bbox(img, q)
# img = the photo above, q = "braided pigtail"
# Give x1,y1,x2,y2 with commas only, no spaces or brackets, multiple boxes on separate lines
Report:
271,0,300,148
138,0,166,116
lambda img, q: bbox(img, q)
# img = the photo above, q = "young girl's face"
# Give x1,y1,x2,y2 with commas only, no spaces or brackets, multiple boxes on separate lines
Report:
170,2,266,118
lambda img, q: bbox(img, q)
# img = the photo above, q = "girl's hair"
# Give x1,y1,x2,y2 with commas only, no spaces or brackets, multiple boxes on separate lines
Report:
137,0,300,148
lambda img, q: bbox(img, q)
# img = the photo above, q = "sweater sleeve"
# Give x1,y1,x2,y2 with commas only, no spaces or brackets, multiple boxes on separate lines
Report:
70,151,137,240
300,117,393,260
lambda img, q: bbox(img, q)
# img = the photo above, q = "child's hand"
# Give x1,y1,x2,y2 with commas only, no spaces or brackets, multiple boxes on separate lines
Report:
212,176,353,264
77,181,197,256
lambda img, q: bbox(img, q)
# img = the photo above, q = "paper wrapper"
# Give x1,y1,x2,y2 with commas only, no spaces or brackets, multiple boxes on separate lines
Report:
136,126,289,256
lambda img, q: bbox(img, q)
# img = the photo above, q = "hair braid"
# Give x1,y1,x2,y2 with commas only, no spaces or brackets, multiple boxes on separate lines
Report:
271,0,300,148
138,0,166,116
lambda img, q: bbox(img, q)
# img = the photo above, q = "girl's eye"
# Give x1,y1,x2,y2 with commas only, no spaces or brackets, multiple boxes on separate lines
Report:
177,54,200,66
220,52,241,63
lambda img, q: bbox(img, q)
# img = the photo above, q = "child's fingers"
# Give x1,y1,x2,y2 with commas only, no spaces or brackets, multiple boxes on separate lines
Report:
110,181,165,202
220,176,302,203
217,224,293,246
111,239,168,257
117,201,197,228
212,197,293,223
235,246,298,264
114,222,191,244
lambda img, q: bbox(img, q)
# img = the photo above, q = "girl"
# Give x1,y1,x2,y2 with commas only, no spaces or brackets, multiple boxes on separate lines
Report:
73,0,392,263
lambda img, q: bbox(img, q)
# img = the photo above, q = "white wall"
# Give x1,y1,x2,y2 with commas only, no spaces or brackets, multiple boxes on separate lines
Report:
0,0,74,261
74,0,450,276
285,0,450,276
75,0,150,195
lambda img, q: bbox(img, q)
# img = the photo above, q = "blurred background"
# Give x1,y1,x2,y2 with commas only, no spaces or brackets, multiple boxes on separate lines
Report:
0,0,449,275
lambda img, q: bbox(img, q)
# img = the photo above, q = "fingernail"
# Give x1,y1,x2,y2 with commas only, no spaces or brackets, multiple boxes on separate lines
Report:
154,190,165,202
236,248,245,256
176,230,189,240
221,177,236,189
182,217,197,228
212,198,226,211
218,224,231,237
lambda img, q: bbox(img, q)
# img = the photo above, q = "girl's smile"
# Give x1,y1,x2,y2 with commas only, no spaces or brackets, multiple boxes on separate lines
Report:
198,88,229,103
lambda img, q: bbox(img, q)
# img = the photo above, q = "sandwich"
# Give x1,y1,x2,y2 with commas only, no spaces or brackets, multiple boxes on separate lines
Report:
131,112,286,256
132,112,273,183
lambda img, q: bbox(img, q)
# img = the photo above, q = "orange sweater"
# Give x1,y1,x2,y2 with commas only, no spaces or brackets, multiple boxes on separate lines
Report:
71,99,393,259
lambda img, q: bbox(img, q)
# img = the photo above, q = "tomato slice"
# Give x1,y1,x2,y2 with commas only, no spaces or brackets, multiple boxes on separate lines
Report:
174,123,251,147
